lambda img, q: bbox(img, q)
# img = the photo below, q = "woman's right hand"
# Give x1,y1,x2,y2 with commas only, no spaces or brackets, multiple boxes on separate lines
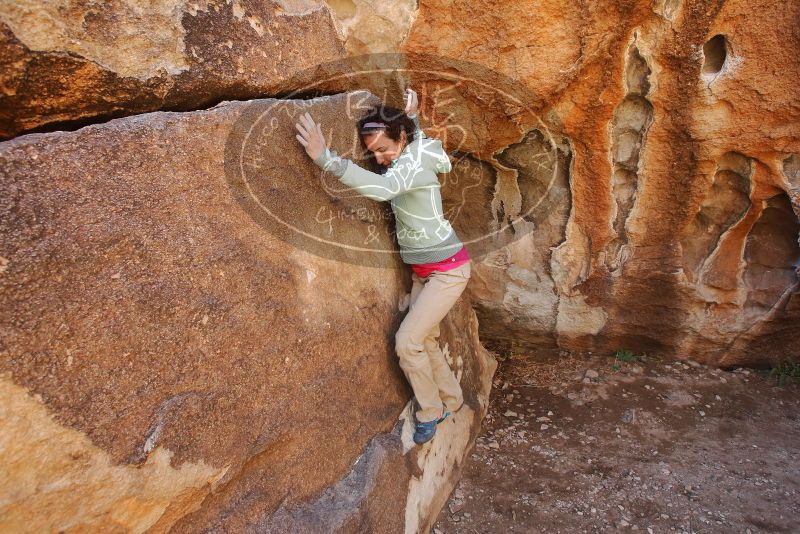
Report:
295,112,327,162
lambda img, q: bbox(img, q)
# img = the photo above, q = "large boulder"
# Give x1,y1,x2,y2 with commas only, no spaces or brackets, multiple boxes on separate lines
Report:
0,2,315,137
0,91,496,532
0,0,422,140
402,0,800,366
2,0,798,368
2,0,800,527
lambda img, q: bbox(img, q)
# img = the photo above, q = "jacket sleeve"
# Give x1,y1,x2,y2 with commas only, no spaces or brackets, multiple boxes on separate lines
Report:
435,145,452,174
312,147,429,202
410,112,452,174
312,147,349,177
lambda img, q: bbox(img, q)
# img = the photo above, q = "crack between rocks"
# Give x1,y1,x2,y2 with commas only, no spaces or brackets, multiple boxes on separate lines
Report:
4,88,356,141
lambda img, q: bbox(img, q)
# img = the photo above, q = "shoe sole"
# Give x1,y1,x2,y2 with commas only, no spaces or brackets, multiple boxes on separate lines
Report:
413,434,435,445
413,412,451,445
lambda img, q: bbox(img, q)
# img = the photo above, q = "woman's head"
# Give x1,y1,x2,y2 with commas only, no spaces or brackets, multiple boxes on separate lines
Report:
358,105,417,169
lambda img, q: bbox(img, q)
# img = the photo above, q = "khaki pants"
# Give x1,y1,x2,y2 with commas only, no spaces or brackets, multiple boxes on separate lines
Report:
395,261,471,423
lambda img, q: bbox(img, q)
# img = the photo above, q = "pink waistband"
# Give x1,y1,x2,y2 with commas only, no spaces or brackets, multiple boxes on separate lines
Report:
410,246,470,278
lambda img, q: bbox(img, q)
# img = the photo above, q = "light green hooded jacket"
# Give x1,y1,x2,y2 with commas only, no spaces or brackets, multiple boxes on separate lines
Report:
312,114,464,264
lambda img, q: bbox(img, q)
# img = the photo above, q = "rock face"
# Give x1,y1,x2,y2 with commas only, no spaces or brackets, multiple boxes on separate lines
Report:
0,0,422,139
2,0,800,531
0,92,496,532
403,0,800,367
0,0,348,138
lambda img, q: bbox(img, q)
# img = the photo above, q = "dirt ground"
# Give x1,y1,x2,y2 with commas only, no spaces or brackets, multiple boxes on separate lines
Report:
433,349,800,533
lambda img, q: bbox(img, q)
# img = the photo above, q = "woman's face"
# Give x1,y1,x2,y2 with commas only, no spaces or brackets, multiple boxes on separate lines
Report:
363,130,407,167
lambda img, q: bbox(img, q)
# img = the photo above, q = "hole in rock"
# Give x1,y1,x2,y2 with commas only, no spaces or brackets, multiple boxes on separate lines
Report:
681,152,752,282
605,43,653,271
625,45,651,96
495,129,572,231
743,193,800,310
783,154,800,190
702,34,728,75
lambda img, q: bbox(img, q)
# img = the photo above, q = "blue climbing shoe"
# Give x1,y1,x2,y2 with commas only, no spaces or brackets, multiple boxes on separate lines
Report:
413,411,451,445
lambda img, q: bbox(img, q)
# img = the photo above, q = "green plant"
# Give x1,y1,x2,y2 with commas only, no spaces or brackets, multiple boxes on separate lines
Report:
614,349,637,363
768,360,800,386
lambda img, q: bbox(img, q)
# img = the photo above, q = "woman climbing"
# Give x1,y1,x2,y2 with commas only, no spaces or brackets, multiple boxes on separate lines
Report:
294,88,472,445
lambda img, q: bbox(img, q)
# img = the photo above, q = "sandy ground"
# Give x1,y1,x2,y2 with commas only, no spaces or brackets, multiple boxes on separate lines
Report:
433,349,800,533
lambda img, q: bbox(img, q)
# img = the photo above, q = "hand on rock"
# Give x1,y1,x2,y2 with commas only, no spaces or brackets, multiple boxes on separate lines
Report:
405,88,419,117
295,112,327,161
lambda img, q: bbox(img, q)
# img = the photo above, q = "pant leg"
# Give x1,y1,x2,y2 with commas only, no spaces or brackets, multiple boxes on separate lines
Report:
424,321,464,411
425,261,470,410
409,271,425,308
396,261,471,422
409,271,464,411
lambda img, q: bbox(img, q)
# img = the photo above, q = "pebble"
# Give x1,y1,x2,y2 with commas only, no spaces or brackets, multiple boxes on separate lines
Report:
504,410,518,417
449,500,465,514
585,369,599,379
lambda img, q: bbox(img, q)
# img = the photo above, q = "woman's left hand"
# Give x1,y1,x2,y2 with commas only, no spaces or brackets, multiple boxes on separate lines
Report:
295,112,327,161
405,88,419,116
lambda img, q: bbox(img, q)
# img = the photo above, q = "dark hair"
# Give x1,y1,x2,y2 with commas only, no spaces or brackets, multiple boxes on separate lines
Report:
357,104,417,172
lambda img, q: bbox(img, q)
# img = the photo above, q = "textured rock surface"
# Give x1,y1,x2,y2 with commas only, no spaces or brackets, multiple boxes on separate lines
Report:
0,0,422,139
0,0,347,138
2,0,800,531
0,92,496,532
402,0,800,366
